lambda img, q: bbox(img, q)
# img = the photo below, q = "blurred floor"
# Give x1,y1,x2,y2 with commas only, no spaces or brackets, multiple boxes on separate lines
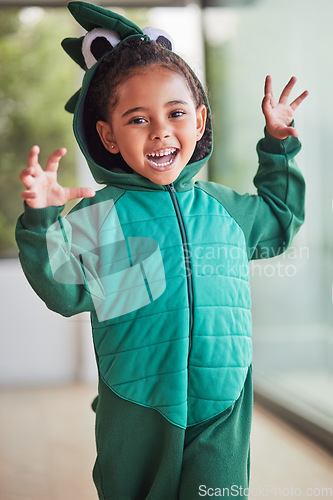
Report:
0,384,332,500
0,384,97,500
249,402,333,499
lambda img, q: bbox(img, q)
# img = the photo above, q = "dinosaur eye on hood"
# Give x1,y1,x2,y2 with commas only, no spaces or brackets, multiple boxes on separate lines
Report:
143,27,173,51
82,27,121,69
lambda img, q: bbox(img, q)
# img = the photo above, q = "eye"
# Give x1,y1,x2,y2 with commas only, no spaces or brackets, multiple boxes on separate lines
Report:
170,110,185,118
82,27,121,69
129,117,147,125
143,27,173,51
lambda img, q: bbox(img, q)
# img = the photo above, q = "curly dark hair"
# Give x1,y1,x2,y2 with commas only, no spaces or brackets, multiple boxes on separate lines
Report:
83,37,212,172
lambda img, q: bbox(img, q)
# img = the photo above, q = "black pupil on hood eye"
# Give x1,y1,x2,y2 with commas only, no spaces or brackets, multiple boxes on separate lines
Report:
156,35,172,51
91,36,113,60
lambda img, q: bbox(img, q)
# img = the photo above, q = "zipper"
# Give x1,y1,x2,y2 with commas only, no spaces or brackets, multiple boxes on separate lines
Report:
166,183,193,353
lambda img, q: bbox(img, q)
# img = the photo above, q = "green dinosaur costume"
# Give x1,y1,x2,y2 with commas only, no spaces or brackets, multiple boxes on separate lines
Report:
15,2,305,498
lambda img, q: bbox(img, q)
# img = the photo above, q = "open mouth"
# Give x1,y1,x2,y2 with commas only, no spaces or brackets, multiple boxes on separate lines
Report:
146,148,179,171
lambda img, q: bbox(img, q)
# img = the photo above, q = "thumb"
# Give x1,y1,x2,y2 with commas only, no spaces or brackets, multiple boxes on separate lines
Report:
284,126,299,138
262,93,272,115
64,187,96,202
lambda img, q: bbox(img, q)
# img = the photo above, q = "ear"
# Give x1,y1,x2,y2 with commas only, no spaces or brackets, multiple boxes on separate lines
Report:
96,120,119,154
195,104,207,141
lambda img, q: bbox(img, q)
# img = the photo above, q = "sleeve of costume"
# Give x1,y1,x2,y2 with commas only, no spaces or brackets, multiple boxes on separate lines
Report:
197,128,305,260
15,199,113,317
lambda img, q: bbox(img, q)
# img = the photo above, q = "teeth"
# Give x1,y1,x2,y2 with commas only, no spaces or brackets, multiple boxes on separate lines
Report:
147,148,176,158
149,157,174,167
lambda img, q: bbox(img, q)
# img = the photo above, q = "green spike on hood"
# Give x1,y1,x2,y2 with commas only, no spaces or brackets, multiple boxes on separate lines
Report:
62,36,85,71
62,1,145,113
67,1,143,36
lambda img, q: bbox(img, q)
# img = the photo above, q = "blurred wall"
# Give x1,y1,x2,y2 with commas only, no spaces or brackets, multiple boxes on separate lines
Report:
0,259,97,385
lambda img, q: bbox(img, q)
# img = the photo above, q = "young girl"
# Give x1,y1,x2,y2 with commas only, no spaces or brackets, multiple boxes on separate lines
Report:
16,2,308,498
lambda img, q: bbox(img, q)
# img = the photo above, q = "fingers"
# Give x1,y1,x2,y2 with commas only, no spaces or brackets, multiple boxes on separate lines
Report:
266,75,309,108
45,148,67,173
264,76,277,107
262,92,272,116
24,145,42,181
27,145,40,168
279,76,297,104
264,75,273,96
25,145,67,176
20,163,38,200
20,145,40,188
64,187,96,203
290,89,309,111
21,190,37,201
19,166,36,188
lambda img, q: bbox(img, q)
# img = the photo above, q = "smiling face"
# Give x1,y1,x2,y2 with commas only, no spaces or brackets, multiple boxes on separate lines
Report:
96,64,207,185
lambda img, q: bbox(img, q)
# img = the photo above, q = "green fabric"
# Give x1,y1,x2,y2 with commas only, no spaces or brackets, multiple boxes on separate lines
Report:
196,129,305,259
88,186,252,427
93,367,252,499
67,1,143,39
15,186,124,317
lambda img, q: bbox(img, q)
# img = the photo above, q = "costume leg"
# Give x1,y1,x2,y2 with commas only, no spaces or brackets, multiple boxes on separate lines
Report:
178,367,253,500
92,378,185,500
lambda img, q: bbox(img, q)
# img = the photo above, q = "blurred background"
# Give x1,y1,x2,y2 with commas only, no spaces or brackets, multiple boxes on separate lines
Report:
0,0,332,498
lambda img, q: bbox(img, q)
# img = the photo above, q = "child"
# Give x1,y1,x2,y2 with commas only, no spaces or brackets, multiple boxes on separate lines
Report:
16,2,308,498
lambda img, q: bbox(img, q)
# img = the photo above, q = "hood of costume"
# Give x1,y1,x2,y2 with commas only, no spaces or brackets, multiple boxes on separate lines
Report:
62,1,213,191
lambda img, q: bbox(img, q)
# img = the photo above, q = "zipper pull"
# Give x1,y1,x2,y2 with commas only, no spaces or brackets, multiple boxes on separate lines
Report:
166,183,175,193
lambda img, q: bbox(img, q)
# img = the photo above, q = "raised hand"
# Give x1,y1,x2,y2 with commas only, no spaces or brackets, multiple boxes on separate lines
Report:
20,146,95,209
262,76,309,140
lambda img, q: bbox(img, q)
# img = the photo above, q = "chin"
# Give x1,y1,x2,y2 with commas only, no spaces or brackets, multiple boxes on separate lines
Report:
150,168,184,186
153,175,178,186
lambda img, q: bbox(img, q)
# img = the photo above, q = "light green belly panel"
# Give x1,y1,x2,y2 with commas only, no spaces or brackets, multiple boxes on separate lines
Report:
91,187,252,428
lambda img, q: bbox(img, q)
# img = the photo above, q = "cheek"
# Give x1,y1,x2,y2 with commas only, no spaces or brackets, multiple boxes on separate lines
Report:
182,121,200,147
116,129,141,150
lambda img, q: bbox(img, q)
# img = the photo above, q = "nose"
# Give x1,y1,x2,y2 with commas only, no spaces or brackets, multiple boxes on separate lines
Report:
149,119,171,141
